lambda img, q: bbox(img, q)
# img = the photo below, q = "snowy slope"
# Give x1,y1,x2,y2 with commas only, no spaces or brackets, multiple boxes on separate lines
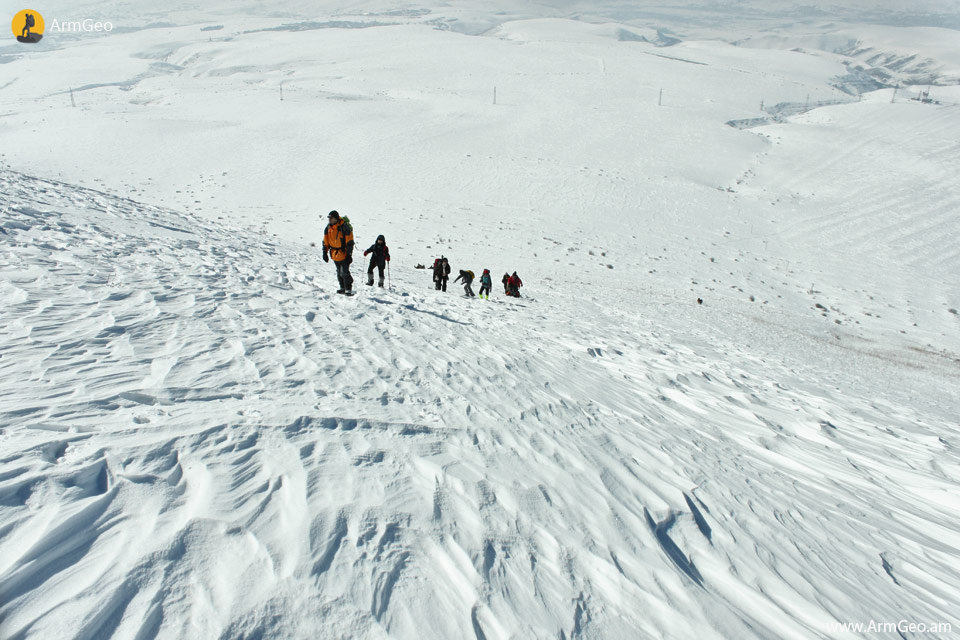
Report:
1,165,958,638
3,2,960,639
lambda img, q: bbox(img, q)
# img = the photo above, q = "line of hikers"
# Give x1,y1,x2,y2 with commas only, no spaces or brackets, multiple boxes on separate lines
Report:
319,210,523,297
432,257,523,298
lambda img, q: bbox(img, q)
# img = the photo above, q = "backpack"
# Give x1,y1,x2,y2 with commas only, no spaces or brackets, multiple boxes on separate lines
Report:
465,270,474,280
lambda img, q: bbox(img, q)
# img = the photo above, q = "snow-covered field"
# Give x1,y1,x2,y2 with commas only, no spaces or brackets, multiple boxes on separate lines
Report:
2,1,959,638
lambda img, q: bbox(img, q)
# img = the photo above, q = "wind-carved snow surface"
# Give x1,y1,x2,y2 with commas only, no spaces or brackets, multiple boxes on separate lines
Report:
2,2,960,638
1,165,959,638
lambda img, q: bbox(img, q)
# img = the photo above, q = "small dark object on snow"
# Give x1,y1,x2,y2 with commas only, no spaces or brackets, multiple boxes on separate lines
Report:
697,298,703,305
415,264,426,269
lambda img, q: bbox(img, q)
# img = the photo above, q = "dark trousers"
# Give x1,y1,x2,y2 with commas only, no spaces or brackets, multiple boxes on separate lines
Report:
435,277,448,291
368,261,385,281
335,260,353,291
479,284,491,297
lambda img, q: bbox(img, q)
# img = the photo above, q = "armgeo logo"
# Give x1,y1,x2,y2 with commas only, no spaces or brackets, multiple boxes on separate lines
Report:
12,9,115,42
12,9,43,43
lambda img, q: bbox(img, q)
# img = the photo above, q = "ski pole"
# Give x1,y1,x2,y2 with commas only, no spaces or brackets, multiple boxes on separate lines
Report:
388,261,391,289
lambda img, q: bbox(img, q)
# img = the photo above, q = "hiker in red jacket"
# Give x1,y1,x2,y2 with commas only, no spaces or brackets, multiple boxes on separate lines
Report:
506,272,523,297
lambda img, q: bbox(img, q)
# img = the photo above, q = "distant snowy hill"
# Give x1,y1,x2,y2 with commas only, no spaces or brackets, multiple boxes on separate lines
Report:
2,1,959,638
35,0,960,27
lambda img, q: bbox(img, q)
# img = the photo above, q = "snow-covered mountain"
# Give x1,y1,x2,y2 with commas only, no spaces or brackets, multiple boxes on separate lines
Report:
2,1,959,638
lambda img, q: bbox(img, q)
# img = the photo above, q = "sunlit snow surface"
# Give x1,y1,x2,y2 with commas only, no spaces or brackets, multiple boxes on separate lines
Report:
1,1,959,638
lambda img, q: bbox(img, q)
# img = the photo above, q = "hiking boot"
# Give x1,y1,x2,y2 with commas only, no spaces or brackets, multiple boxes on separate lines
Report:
378,279,384,287
336,289,345,294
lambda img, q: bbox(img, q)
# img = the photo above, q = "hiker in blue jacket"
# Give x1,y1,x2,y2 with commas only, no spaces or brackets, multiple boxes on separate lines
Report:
478,269,492,299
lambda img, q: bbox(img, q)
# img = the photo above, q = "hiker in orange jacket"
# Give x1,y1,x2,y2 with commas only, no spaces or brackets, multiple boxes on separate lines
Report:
322,210,354,294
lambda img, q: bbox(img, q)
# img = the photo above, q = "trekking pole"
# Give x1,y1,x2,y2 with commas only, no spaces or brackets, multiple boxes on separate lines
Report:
388,261,391,290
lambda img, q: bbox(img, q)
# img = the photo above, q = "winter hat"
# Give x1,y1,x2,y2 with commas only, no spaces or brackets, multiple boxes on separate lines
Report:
328,210,340,219
377,234,385,242
483,269,489,274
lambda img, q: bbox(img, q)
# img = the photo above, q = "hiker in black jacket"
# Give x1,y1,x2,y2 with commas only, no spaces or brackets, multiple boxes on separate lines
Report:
433,257,451,291
454,269,476,297
363,235,390,287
